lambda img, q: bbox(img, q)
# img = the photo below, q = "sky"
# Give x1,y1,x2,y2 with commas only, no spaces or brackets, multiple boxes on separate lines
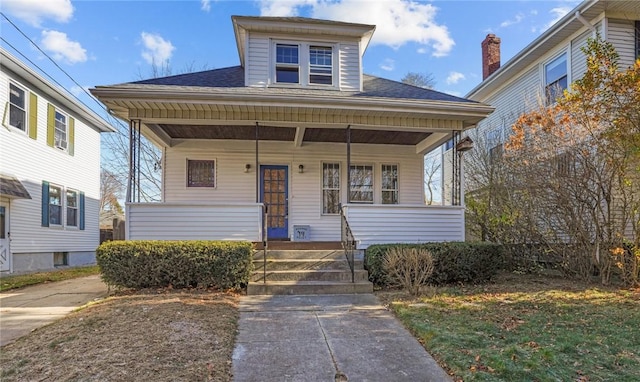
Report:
1,0,582,126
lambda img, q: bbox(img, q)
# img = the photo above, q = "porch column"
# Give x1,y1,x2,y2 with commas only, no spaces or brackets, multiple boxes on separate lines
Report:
346,125,351,203
127,119,141,203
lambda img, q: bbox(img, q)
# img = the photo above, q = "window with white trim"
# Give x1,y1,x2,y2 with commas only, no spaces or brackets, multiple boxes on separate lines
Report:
187,159,216,188
349,164,373,203
544,53,568,104
309,46,332,85
8,82,27,132
66,189,78,227
54,110,68,151
275,43,300,84
49,185,62,226
381,164,398,204
635,21,640,59
322,163,340,214
273,42,335,87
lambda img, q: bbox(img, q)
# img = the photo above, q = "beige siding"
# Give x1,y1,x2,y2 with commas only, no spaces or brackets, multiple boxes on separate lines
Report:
246,35,270,87
0,70,102,254
344,205,465,248
163,140,425,241
339,42,361,91
608,19,637,69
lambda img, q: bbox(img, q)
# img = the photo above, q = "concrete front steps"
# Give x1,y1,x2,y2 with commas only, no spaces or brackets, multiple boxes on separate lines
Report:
247,247,373,295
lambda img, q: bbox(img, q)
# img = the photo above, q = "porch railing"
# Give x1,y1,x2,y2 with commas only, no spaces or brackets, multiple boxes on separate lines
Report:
340,204,356,283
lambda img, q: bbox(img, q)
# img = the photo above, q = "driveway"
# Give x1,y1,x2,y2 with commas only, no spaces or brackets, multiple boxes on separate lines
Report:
0,275,108,346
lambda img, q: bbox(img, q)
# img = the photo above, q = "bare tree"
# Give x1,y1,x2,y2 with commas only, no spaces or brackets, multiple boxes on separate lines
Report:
401,72,436,89
100,168,124,227
424,153,441,205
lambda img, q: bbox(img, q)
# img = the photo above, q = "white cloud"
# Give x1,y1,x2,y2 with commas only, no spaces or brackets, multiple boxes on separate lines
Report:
2,0,73,27
530,9,538,16
416,47,427,54
380,58,395,71
259,0,455,57
542,7,571,31
41,30,87,64
140,32,175,65
444,90,461,97
70,85,89,97
446,71,465,85
500,12,524,28
201,0,211,12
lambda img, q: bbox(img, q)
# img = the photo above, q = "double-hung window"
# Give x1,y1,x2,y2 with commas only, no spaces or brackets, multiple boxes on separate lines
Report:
275,44,300,84
8,82,27,132
635,21,640,59
381,164,398,204
66,190,78,227
349,165,373,203
273,42,334,87
54,110,68,150
187,159,216,188
544,53,568,104
309,46,332,85
322,163,340,214
49,185,62,226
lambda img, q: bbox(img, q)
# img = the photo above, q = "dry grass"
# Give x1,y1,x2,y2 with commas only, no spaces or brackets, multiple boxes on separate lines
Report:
379,272,640,382
0,289,239,382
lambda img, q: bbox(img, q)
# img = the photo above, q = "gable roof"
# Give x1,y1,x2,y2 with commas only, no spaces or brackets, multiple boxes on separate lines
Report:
466,0,640,100
1,48,115,133
130,65,477,104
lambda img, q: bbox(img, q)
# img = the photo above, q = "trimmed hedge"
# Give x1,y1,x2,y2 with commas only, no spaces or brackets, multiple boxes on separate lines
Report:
96,240,253,290
365,242,505,287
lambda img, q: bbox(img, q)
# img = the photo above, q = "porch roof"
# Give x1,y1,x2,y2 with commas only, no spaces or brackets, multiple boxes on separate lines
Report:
91,67,493,153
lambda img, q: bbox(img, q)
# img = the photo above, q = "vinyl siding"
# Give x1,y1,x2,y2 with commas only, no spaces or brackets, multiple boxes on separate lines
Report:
344,205,465,248
339,42,361,91
571,30,592,80
607,19,637,69
0,70,101,254
161,140,425,241
246,36,270,87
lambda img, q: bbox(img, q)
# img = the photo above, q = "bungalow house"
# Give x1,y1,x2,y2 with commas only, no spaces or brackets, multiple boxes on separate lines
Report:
91,16,493,249
1,48,115,273
464,0,639,241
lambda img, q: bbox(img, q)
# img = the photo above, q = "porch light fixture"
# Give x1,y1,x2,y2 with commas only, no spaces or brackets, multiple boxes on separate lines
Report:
245,164,251,173
455,136,474,152
298,164,304,173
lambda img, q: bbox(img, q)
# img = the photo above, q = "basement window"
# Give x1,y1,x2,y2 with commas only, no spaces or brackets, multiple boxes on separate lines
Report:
54,252,68,266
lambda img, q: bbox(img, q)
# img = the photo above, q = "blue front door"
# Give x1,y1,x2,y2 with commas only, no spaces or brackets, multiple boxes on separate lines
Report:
260,165,289,239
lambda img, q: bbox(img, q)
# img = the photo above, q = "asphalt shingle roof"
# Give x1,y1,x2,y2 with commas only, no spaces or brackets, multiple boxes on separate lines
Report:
130,66,477,103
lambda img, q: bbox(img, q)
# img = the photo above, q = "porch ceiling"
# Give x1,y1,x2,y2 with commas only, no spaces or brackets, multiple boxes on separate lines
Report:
157,124,430,145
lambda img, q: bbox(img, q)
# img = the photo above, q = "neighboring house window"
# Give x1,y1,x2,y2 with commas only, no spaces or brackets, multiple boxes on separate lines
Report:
322,162,340,214
275,44,300,84
309,46,332,85
41,181,85,229
545,53,568,103
66,190,78,227
349,164,373,203
49,184,63,226
54,110,68,150
381,164,398,204
8,82,27,132
187,159,216,187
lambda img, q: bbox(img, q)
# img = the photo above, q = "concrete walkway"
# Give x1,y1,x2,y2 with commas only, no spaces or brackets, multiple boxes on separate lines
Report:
232,294,451,382
0,275,108,346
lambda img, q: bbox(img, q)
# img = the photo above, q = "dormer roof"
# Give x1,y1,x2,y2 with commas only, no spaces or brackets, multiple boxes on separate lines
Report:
232,15,376,67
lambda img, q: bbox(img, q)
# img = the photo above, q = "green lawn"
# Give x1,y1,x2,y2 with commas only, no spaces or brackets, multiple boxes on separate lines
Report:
0,266,100,292
380,273,640,382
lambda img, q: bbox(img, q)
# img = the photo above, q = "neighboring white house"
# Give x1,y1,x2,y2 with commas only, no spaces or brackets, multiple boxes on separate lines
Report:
91,16,493,249
0,48,115,273
466,0,639,157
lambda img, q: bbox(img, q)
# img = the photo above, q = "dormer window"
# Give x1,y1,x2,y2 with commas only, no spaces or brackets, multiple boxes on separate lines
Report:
309,46,332,85
276,44,300,83
272,41,336,87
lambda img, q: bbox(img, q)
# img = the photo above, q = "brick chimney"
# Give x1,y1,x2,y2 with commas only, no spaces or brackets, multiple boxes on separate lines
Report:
482,34,501,80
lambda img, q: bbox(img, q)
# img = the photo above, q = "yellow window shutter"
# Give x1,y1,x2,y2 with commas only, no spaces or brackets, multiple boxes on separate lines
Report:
47,103,55,147
29,93,38,140
68,117,75,156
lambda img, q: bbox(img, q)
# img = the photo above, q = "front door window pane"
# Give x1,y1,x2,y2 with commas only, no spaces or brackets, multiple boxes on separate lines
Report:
323,163,340,214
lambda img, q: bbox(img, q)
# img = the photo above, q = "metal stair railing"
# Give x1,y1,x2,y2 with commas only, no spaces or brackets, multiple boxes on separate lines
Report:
339,204,355,283
261,205,268,284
